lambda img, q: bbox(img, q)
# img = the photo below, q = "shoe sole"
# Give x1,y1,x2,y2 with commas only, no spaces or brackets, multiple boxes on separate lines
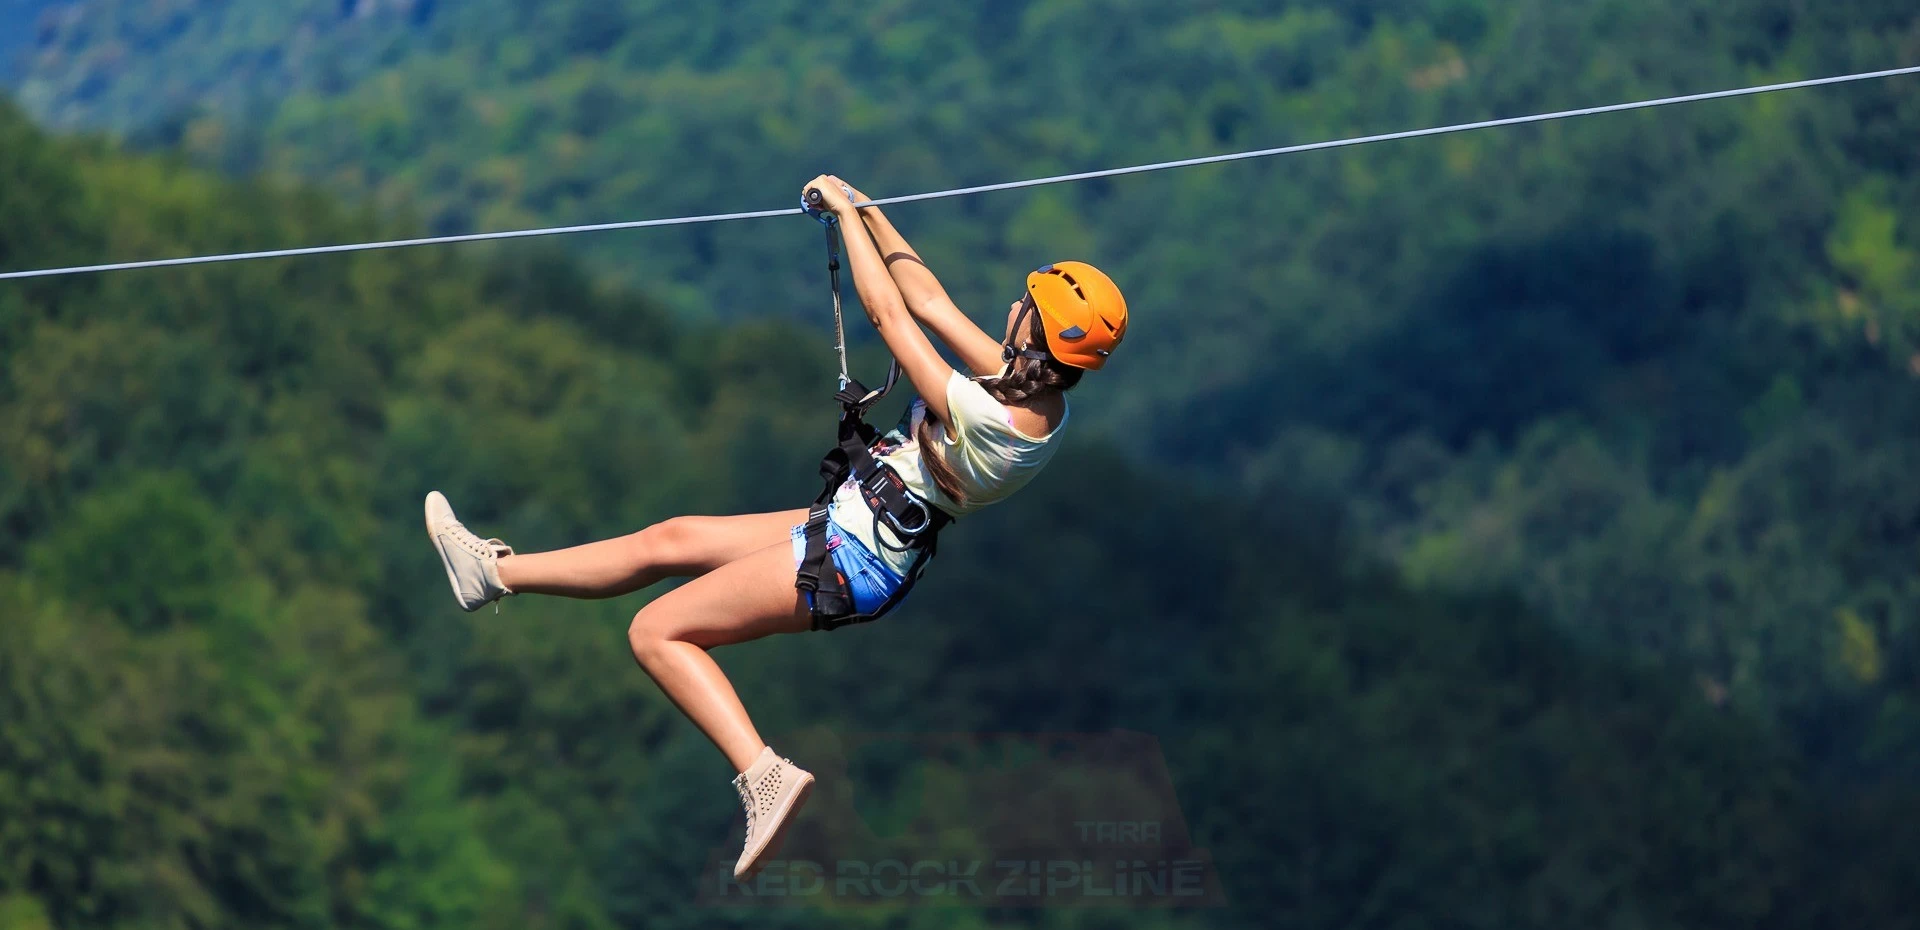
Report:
735,773,814,882
424,493,484,613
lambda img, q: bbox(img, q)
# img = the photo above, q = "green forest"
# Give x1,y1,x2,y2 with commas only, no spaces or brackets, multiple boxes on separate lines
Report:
3,1,1920,927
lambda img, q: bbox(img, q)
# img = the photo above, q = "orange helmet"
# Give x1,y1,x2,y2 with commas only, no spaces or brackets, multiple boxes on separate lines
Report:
1018,261,1128,370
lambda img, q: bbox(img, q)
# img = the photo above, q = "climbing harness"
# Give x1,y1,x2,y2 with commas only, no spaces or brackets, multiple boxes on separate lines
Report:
793,189,950,631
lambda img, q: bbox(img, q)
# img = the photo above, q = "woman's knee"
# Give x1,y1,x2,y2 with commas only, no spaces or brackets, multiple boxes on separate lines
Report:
627,606,676,664
629,599,732,663
634,515,702,566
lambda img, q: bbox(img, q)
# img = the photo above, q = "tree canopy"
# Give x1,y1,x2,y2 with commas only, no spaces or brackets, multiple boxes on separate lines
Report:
3,2,1920,926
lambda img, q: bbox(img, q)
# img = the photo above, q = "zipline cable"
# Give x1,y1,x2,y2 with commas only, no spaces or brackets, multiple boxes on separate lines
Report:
3,64,1917,282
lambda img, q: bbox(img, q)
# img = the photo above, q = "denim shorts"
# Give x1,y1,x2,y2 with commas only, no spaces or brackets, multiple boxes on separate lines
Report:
790,512,907,616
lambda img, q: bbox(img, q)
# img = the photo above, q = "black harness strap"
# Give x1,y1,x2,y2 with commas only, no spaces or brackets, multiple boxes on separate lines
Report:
795,504,854,620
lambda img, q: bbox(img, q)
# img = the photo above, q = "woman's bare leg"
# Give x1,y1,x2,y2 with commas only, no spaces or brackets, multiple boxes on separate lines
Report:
625,542,814,772
496,509,806,599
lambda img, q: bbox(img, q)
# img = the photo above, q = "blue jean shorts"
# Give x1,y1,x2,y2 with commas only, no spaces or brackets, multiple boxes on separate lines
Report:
791,512,907,616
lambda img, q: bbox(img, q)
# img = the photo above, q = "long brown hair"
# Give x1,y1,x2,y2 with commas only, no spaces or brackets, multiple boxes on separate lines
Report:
916,302,1083,506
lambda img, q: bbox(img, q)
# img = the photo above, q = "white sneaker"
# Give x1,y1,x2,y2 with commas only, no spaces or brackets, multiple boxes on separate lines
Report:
731,746,815,881
423,491,514,612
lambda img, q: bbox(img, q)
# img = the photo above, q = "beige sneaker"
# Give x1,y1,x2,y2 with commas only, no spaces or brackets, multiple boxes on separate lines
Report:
731,746,815,881
423,491,514,612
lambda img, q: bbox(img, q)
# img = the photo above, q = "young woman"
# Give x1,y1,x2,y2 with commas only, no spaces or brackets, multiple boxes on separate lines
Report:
422,175,1128,880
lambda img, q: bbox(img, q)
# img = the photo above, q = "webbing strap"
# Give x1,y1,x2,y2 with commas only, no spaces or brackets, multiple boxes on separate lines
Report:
796,505,857,626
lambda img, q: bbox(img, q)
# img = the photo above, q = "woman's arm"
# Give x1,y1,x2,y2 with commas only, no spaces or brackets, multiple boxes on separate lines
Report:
841,183,1007,377
807,176,958,426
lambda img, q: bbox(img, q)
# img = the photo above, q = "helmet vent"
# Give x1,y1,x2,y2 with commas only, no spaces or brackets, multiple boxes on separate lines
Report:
1052,267,1086,299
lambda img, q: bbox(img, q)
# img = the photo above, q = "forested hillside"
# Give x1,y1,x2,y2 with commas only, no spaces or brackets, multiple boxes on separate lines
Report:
14,0,1920,761
4,96,1917,928
4,1,1920,927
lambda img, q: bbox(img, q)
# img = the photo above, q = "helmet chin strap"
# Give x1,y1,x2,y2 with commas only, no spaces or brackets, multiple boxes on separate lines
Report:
998,296,1051,374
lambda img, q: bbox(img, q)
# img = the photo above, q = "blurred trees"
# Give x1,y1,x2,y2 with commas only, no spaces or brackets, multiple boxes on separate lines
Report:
12,2,1920,735
2,1,1920,925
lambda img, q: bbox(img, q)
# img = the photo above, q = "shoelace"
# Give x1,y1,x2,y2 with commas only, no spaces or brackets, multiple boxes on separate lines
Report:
459,527,512,560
